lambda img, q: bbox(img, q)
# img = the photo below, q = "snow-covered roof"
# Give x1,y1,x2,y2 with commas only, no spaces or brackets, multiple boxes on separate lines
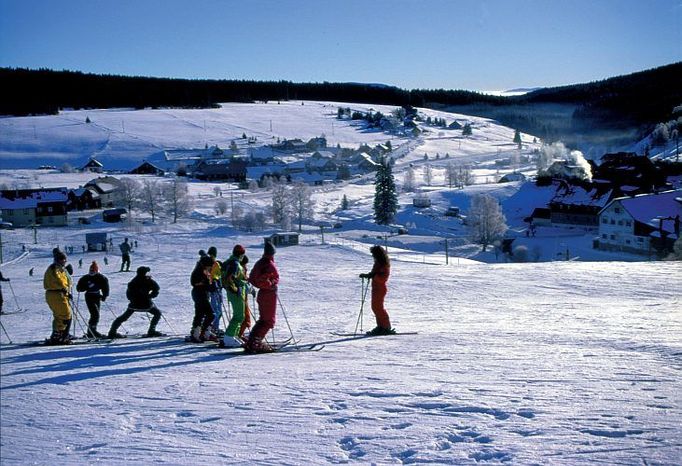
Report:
0,188,68,209
615,190,682,233
552,186,612,207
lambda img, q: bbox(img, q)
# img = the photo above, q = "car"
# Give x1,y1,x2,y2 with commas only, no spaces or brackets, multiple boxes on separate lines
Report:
0,221,13,229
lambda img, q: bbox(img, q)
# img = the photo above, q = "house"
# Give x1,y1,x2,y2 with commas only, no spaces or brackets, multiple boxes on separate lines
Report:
549,183,613,230
193,158,248,181
86,232,110,252
357,152,380,171
84,176,124,208
68,187,101,211
499,172,527,183
594,152,667,194
102,208,127,223
264,232,299,247
0,188,69,227
448,121,463,130
306,137,327,151
271,139,308,153
305,151,337,174
130,161,165,176
413,194,431,208
528,207,552,226
82,158,103,173
597,190,682,255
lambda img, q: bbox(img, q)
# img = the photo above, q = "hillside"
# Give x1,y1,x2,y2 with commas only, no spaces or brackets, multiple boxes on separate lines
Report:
0,221,681,464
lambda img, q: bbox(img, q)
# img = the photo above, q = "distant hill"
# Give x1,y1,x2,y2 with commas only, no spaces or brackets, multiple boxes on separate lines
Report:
2,63,680,150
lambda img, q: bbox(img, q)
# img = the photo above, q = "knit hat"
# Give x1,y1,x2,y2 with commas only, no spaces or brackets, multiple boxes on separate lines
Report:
52,247,63,259
264,241,276,256
89,261,99,274
207,246,218,257
198,249,207,257
54,250,67,262
199,255,213,267
233,244,246,257
136,266,151,276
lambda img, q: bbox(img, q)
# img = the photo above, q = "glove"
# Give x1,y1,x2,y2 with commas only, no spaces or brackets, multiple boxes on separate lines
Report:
65,264,74,275
101,296,106,302
359,273,369,279
68,293,73,300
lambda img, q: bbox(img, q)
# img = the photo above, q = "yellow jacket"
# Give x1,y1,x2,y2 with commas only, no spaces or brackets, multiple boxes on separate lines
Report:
210,260,222,282
44,263,71,293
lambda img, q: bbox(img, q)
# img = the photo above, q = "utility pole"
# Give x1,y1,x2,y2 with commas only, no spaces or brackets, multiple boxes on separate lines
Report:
230,191,235,226
444,238,449,265
0,233,3,263
319,225,325,245
33,224,37,244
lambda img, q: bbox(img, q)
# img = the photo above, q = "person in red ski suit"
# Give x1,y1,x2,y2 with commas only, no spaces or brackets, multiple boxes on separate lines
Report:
360,245,395,335
244,241,279,353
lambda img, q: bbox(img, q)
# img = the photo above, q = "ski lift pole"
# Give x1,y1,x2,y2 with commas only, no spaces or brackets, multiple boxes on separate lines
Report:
353,277,370,335
7,281,22,312
0,319,13,343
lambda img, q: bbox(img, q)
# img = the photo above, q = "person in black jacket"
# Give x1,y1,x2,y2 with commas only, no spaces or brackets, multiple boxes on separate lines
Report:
76,261,110,338
107,266,163,338
188,255,217,342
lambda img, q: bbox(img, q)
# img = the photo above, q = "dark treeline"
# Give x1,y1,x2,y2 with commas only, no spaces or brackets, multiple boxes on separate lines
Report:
0,67,504,116
1,63,680,146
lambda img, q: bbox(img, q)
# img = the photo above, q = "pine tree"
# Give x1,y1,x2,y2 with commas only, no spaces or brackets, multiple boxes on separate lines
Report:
341,194,349,210
373,157,398,225
513,129,522,144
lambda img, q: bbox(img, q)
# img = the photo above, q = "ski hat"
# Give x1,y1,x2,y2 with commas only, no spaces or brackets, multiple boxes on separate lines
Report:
54,250,67,262
233,244,246,257
207,246,218,257
264,241,276,256
199,255,213,267
198,249,206,257
240,255,249,266
89,261,99,274
136,266,151,276
52,247,64,259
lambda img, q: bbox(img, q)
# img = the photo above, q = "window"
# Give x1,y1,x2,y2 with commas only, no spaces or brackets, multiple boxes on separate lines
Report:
602,217,608,223
637,237,643,242
602,234,607,239
610,235,615,240
626,240,631,244
615,207,621,214
618,220,623,226
626,221,631,227
611,219,615,225
48,206,53,213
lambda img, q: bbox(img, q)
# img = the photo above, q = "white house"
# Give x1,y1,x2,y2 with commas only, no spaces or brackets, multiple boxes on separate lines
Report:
598,190,682,255
0,188,69,227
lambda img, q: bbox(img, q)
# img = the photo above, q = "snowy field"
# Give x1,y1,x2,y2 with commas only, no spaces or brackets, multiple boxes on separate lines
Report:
1,221,681,465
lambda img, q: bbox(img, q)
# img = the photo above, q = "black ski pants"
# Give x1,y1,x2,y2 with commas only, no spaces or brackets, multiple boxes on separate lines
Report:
191,288,213,331
84,293,102,329
110,304,161,334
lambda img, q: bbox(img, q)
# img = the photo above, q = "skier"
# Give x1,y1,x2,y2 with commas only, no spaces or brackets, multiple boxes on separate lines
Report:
359,245,395,336
76,261,110,338
188,255,218,342
119,237,132,272
107,266,164,338
238,255,255,341
207,246,223,334
43,250,74,344
221,244,248,348
0,271,9,314
244,241,279,353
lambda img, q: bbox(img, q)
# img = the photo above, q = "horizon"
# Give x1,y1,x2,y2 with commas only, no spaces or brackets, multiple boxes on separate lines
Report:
1,0,681,92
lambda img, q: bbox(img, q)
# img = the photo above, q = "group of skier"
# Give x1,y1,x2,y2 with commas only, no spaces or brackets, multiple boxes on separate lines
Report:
34,238,394,351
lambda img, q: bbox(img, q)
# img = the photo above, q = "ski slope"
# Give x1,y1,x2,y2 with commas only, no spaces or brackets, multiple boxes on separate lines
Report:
1,222,681,465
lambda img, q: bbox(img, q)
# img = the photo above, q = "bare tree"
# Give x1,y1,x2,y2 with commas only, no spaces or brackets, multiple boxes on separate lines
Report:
163,177,192,223
403,166,416,192
271,181,291,229
423,164,433,186
215,199,228,215
467,193,508,251
119,178,141,216
289,181,315,232
213,186,222,197
446,162,457,188
140,179,161,223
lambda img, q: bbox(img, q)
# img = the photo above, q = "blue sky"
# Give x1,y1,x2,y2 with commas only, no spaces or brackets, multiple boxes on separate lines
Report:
1,0,680,91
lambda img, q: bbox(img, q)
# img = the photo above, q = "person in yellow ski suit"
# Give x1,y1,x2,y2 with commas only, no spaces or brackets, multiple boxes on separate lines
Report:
43,250,73,344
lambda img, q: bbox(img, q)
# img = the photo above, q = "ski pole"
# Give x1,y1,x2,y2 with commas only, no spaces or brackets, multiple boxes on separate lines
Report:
69,293,90,339
353,278,369,335
276,295,297,344
159,310,178,335
102,300,128,334
0,319,13,344
7,281,22,313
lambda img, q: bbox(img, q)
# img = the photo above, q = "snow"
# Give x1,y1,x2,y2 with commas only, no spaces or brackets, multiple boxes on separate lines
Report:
1,100,681,464
1,224,681,464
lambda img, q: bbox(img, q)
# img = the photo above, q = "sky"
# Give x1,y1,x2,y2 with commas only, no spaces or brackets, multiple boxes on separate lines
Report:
1,0,681,91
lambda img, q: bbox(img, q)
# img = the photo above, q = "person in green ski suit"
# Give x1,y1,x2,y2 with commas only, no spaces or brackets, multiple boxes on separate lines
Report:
221,244,248,348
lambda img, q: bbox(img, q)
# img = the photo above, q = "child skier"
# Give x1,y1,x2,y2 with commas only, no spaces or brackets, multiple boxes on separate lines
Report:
244,241,279,353
108,266,164,338
207,246,223,334
188,255,218,342
43,250,73,344
238,255,255,341
359,245,395,336
221,245,248,348
76,261,110,338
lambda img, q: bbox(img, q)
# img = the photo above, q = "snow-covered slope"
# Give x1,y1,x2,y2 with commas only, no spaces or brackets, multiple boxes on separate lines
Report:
1,221,681,464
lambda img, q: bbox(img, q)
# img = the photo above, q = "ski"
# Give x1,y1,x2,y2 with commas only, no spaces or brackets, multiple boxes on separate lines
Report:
0,309,28,316
331,331,418,337
7,333,176,348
